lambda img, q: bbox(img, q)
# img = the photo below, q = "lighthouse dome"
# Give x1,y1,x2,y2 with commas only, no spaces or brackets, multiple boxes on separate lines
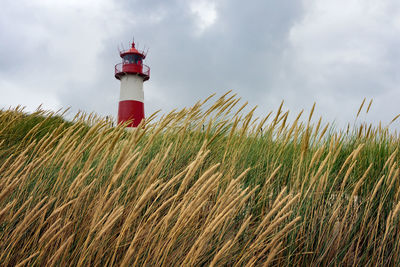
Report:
120,42,146,59
115,41,150,81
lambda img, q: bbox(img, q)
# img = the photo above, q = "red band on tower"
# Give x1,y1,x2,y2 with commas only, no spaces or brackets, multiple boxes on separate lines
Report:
118,100,145,127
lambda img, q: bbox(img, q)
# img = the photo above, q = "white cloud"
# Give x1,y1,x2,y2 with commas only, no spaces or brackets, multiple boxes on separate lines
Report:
280,0,400,125
289,0,399,67
0,0,125,115
190,0,218,33
0,80,60,112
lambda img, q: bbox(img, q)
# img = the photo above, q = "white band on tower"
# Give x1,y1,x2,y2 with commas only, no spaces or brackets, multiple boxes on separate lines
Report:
119,75,144,102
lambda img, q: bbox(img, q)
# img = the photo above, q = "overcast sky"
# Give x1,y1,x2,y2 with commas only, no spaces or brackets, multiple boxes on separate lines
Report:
1,0,399,127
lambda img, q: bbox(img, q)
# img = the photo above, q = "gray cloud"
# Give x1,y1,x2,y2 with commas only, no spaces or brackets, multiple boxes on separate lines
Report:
0,0,399,127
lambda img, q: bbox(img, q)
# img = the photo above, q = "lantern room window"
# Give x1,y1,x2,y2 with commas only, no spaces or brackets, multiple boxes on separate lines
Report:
123,54,143,65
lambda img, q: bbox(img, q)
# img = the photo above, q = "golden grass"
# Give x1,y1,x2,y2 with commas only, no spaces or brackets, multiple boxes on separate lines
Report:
0,93,400,266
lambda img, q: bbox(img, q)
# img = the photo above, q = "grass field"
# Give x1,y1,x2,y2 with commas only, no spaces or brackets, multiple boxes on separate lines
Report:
1,92,400,266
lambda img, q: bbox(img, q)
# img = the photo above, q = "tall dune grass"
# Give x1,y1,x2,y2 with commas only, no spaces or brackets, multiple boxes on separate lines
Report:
0,92,400,266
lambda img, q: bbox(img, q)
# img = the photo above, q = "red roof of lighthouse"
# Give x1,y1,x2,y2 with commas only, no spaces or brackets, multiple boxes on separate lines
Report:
120,41,146,59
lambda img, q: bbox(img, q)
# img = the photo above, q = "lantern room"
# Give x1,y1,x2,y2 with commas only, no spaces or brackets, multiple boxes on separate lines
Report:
115,41,150,81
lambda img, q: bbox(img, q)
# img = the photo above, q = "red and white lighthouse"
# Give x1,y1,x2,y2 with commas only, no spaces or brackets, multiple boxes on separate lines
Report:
115,41,150,127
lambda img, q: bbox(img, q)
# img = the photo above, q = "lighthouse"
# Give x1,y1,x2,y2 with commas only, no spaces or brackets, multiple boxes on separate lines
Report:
115,41,150,127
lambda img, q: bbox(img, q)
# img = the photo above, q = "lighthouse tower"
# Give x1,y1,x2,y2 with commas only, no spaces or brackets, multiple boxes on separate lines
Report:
115,41,150,127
